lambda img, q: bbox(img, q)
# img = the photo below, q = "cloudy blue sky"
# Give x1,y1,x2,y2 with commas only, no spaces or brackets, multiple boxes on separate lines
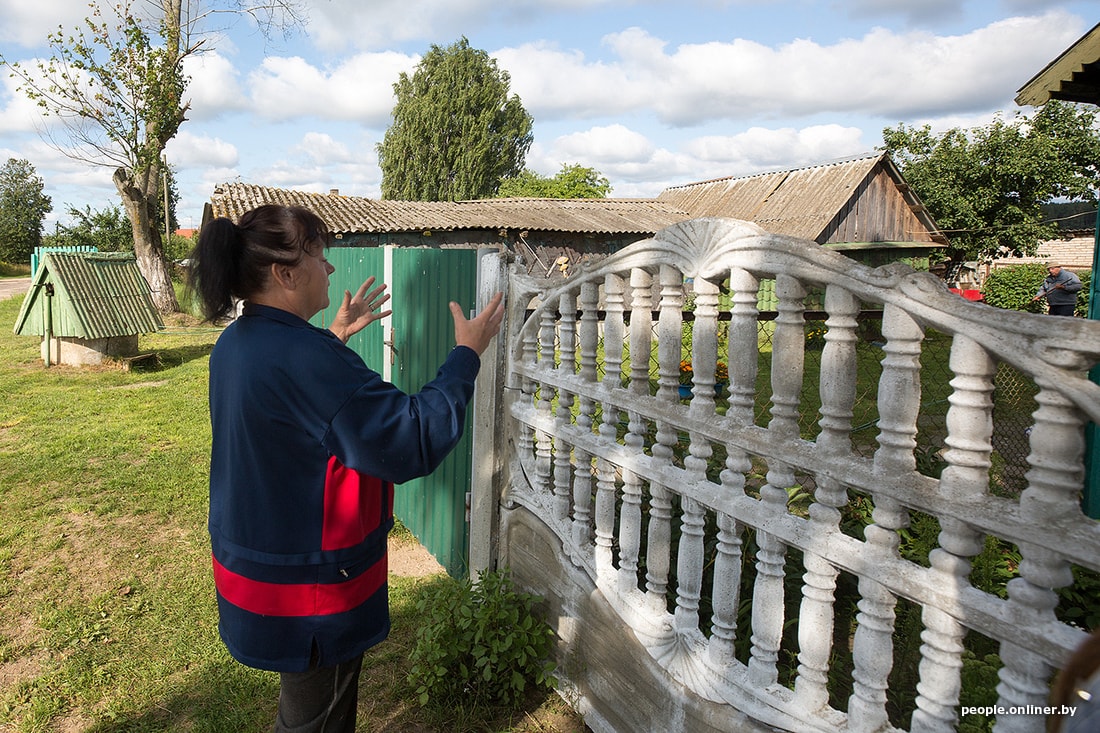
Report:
0,0,1095,231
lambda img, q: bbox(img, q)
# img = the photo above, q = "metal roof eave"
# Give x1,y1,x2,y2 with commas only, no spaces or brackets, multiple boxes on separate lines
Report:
1015,22,1100,107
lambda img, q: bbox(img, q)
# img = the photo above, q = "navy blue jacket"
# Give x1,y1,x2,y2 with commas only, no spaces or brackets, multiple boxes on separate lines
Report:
208,303,479,672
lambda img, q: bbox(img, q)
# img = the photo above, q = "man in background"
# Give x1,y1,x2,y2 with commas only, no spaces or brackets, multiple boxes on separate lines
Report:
1032,262,1083,316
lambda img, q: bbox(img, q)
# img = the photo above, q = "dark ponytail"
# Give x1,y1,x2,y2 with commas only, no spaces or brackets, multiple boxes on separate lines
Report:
188,205,331,323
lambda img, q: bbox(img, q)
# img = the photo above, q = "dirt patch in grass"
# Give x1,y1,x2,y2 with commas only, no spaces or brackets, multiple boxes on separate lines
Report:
0,612,47,692
388,534,445,578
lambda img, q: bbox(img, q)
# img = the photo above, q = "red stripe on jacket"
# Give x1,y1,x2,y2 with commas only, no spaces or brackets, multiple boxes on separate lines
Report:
322,457,390,551
212,555,387,617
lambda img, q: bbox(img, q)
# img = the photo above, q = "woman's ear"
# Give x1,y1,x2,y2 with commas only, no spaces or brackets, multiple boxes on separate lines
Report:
269,261,297,290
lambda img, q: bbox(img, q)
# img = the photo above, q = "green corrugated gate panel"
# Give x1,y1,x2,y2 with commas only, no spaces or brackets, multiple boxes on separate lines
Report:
312,247,386,367
389,248,477,578
312,245,477,578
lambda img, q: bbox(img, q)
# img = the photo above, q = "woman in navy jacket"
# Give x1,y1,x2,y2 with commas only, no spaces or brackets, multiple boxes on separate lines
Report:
189,204,503,732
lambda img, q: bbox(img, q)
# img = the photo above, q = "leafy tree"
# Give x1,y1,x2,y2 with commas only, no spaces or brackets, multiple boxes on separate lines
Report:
882,101,1100,267
0,158,52,265
498,163,612,199
1,0,304,312
44,204,133,253
378,37,533,201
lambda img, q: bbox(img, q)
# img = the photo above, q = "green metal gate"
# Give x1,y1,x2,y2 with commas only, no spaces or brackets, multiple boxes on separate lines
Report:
314,245,478,577
313,247,386,364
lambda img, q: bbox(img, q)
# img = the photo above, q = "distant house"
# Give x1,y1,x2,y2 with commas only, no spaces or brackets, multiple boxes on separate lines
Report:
204,151,946,273
13,252,163,367
988,202,1097,275
205,185,687,275
657,151,947,267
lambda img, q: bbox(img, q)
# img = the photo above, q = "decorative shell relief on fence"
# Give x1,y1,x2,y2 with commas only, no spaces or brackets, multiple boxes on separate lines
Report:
503,217,1100,732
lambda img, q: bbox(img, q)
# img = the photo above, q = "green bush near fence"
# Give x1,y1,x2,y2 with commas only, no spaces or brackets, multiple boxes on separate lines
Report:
983,263,1092,317
408,570,556,710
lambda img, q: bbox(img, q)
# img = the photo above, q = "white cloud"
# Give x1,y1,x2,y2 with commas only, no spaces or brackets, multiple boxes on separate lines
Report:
553,124,657,163
247,52,414,124
532,122,872,197
0,75,48,135
239,130,383,199
182,52,246,120
498,12,1086,127
0,0,93,47
684,124,867,171
164,130,239,169
293,133,353,164
495,42,639,119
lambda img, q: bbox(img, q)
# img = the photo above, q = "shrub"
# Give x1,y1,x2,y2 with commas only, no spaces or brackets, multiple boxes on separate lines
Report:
1077,270,1092,317
982,263,1092,316
408,569,556,710
981,264,1048,313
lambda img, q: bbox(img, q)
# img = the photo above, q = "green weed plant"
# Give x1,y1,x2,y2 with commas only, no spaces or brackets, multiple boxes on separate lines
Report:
408,569,556,711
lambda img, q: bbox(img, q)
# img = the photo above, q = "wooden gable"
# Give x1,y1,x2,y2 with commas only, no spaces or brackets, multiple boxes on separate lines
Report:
657,152,946,247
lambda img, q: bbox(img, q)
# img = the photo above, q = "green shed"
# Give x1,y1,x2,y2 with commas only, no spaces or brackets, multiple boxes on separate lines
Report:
13,252,164,367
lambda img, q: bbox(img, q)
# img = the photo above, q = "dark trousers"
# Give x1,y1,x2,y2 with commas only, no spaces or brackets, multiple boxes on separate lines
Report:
273,653,364,733
1050,303,1077,316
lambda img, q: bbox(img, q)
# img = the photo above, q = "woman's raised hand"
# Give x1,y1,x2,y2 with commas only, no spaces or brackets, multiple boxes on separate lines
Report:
330,276,392,343
450,292,504,356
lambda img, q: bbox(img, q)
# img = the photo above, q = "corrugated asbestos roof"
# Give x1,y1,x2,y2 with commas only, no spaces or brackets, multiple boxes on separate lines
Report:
206,152,944,245
13,252,164,339
657,152,921,241
208,183,690,235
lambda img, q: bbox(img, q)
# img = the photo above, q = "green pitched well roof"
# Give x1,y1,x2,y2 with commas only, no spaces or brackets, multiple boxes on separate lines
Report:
13,252,164,339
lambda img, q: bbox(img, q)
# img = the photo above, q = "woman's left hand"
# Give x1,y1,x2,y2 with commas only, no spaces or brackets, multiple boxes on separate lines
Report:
330,276,392,343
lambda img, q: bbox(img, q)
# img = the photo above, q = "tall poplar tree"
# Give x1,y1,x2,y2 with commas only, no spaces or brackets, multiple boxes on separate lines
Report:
378,37,534,202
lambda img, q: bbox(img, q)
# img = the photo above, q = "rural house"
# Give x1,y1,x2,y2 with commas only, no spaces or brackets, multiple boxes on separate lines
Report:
657,151,947,266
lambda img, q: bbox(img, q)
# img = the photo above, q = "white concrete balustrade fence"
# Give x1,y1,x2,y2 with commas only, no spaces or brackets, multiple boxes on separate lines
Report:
475,217,1100,733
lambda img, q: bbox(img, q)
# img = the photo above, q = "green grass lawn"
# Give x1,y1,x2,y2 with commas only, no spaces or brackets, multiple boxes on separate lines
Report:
0,295,582,732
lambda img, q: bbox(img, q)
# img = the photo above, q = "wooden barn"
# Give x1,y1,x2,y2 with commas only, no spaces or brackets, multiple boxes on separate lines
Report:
13,252,164,367
656,151,947,266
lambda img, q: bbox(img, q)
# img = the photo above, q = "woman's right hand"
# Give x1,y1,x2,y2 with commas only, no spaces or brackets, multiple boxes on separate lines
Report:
450,293,504,356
